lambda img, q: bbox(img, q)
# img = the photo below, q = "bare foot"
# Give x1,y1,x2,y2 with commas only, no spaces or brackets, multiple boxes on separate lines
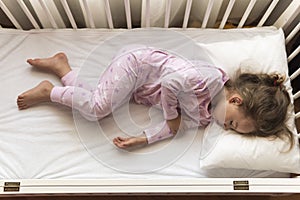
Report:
17,80,54,110
27,53,71,78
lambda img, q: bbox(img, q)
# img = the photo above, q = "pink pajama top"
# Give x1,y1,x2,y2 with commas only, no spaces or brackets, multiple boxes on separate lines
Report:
126,48,229,144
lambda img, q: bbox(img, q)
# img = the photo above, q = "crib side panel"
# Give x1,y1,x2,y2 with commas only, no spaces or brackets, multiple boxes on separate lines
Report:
0,0,298,30
1,178,300,195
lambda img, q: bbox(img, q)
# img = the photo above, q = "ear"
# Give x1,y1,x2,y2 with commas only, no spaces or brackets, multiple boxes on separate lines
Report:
229,94,243,105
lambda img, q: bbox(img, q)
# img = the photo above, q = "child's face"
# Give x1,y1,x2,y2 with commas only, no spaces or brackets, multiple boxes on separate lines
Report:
223,101,256,134
213,93,256,134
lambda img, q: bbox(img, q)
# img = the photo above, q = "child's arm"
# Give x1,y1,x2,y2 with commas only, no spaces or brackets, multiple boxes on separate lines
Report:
113,114,181,149
143,115,180,144
166,115,181,134
113,71,187,149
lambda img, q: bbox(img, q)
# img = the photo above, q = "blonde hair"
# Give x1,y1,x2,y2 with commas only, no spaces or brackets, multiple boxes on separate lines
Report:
225,73,294,149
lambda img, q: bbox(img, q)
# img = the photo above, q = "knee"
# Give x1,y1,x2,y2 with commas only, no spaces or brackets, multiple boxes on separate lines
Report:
79,111,103,122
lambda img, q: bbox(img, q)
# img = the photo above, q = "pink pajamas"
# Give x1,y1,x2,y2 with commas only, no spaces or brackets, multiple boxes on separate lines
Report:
51,52,139,121
50,47,229,144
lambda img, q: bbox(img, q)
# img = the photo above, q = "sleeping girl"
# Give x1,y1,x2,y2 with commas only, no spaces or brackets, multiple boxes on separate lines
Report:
17,47,294,149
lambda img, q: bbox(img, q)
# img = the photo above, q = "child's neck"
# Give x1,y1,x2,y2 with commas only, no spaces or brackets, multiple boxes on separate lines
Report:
211,87,227,108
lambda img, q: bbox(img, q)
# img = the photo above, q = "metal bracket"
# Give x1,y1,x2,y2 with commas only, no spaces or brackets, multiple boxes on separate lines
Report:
4,182,20,192
233,180,249,190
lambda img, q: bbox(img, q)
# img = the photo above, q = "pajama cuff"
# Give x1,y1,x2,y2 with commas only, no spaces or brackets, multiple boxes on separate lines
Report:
143,122,174,144
50,86,67,104
61,69,78,86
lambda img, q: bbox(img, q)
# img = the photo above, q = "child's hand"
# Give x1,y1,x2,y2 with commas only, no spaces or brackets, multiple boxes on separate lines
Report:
113,136,148,149
166,114,181,134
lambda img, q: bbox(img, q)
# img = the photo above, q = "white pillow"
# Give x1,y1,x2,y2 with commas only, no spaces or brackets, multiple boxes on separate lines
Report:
197,28,300,173
200,122,300,173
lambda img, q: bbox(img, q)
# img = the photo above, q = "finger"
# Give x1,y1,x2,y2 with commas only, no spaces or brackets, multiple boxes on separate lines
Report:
113,137,121,143
117,137,126,142
118,137,127,141
113,138,118,144
114,142,121,148
113,140,123,148
114,138,123,145
113,139,128,149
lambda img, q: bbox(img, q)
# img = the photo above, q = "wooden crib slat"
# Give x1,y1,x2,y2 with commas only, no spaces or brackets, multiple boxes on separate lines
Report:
83,0,95,28
207,0,223,28
80,0,95,28
219,0,235,29
60,0,77,29
104,0,114,29
39,0,58,28
257,0,279,27
202,0,215,28
144,0,150,28
290,67,300,81
17,0,40,29
183,0,193,28
79,0,88,27
164,0,171,28
0,0,22,29
294,91,300,101
274,0,300,29
286,22,300,45
238,0,257,28
296,111,300,120
288,45,300,63
124,0,132,29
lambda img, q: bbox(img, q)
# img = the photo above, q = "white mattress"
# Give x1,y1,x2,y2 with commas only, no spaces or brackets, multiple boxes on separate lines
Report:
0,28,289,179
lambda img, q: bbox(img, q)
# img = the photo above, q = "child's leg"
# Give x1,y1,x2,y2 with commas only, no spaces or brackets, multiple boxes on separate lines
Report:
18,52,139,122
50,52,139,121
28,53,92,91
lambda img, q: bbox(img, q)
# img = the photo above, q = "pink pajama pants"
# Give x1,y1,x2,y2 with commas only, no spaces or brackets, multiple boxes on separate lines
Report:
50,53,140,121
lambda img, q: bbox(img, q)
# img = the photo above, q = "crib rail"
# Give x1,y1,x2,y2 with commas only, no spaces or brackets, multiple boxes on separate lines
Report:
0,0,299,123
0,0,298,29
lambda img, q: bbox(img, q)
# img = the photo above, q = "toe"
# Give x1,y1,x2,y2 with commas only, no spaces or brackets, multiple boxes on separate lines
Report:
19,105,28,110
17,95,25,104
27,59,34,65
19,102,26,107
27,58,40,66
17,100,25,107
17,96,24,101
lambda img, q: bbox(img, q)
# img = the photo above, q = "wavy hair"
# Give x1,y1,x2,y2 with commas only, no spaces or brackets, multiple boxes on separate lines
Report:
225,73,294,150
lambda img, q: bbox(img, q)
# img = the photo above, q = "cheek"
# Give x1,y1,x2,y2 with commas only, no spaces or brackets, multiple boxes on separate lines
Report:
212,101,226,124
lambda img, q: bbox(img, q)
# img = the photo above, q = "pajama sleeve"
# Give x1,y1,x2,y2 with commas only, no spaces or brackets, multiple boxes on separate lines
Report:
143,121,174,144
160,73,185,120
143,73,186,144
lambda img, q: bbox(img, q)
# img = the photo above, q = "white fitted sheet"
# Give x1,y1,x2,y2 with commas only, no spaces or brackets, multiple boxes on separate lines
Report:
0,28,289,179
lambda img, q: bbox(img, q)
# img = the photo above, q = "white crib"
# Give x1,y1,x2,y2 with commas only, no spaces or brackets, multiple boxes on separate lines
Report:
0,0,300,195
